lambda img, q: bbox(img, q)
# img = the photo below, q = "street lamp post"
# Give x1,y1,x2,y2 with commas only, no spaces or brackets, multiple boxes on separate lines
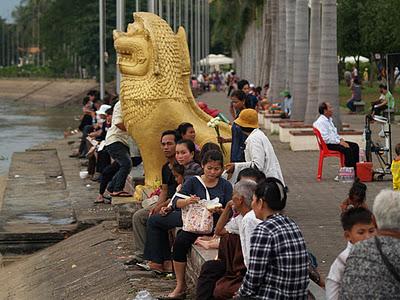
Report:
116,0,125,95
99,0,105,100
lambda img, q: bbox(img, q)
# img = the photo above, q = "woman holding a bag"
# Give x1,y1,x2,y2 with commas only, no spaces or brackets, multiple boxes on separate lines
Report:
142,139,202,274
165,150,233,299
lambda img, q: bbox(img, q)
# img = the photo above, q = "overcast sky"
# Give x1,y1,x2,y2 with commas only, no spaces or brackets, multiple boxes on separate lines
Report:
0,0,21,23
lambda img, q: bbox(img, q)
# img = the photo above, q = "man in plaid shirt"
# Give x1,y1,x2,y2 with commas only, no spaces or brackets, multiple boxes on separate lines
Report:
236,178,309,299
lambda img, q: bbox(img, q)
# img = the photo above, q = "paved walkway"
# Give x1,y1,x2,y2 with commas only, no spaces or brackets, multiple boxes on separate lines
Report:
198,91,398,276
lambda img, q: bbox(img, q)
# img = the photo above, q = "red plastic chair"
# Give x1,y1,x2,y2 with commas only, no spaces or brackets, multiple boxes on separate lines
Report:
313,127,345,181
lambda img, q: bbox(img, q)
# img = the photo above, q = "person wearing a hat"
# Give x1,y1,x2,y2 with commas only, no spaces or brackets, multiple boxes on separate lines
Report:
225,109,285,185
235,178,309,299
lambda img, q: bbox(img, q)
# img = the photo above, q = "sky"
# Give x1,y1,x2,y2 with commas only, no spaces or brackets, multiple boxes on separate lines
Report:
0,0,21,23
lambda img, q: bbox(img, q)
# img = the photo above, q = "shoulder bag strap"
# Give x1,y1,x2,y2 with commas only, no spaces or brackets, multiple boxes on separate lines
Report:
195,176,210,201
375,236,400,283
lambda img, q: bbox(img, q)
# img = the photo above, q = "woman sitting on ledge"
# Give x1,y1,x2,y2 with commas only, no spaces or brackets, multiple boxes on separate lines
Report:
164,150,232,299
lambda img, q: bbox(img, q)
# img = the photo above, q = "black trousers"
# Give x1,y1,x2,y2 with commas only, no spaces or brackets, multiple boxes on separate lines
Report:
327,141,359,168
196,260,226,300
172,230,202,262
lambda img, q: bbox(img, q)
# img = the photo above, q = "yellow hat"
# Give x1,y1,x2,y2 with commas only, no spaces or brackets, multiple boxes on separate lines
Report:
234,109,259,129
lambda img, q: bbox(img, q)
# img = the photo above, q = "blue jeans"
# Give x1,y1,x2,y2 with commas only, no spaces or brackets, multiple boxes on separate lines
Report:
347,98,356,112
106,142,132,192
144,211,182,264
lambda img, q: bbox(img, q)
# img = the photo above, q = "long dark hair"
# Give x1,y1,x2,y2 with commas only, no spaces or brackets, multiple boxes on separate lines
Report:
254,177,287,211
176,139,196,154
176,122,194,138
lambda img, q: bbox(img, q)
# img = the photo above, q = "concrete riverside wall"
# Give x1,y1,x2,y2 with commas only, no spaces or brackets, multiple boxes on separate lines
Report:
0,78,97,107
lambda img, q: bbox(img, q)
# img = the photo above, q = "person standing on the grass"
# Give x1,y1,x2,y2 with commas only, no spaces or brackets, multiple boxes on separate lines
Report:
313,102,359,168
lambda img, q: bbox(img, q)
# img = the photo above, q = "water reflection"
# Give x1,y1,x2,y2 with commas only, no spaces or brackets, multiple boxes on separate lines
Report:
0,100,80,175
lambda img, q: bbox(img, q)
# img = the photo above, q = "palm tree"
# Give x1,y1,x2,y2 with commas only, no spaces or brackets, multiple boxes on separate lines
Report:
276,0,286,94
305,0,321,124
291,0,309,121
285,0,296,91
258,0,272,87
319,0,341,128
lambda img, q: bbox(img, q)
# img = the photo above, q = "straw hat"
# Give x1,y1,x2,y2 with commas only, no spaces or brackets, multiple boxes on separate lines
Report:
234,109,259,129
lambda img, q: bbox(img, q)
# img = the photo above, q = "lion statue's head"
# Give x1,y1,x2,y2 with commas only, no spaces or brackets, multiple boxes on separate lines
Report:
114,13,190,125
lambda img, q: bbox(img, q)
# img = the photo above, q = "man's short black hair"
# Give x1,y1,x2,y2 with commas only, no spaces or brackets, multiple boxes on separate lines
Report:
237,168,266,183
161,130,180,143
87,90,97,96
379,83,387,90
231,90,246,101
318,102,328,115
238,79,250,91
82,96,90,106
341,207,374,231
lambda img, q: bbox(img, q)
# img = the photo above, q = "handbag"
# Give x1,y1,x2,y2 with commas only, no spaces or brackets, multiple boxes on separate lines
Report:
181,176,215,234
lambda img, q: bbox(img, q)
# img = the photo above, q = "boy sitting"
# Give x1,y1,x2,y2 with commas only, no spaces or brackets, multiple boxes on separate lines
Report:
325,207,376,299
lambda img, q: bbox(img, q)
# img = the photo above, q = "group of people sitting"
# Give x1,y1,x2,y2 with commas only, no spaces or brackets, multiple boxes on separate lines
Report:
124,124,310,299
70,83,399,299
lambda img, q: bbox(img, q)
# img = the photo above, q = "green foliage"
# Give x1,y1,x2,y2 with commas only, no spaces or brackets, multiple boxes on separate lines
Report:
6,0,146,79
0,64,54,77
338,0,400,56
210,0,264,54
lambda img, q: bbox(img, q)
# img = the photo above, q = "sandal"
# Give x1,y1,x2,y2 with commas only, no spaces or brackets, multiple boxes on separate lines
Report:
110,191,133,197
136,262,164,275
157,292,186,300
94,195,104,204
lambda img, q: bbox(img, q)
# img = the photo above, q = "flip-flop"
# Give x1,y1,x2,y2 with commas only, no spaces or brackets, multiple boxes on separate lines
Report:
103,194,112,201
110,191,133,197
94,196,104,204
157,292,186,300
136,262,164,275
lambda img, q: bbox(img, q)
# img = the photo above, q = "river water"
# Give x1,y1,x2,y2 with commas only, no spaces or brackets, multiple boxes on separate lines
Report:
0,100,80,175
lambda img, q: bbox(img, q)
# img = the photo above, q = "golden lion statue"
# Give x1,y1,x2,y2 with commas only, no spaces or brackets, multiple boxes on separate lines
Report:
113,12,231,185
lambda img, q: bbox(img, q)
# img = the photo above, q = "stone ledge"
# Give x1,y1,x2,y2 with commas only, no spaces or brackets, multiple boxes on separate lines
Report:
279,124,350,143
262,114,282,130
270,120,303,134
289,130,364,151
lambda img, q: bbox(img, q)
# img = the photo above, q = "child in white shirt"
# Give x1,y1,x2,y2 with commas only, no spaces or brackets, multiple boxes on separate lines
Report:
325,207,376,299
